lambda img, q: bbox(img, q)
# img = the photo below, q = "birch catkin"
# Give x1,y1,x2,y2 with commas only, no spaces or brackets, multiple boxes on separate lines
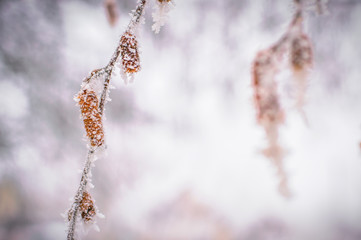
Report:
77,89,104,148
252,50,284,126
79,191,96,223
120,31,140,74
290,33,313,72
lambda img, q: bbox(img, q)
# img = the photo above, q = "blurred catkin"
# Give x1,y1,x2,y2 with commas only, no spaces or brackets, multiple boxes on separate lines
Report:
291,34,313,72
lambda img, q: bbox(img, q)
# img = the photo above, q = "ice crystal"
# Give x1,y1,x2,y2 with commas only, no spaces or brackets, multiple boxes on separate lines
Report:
152,0,174,34
128,0,147,32
80,69,105,96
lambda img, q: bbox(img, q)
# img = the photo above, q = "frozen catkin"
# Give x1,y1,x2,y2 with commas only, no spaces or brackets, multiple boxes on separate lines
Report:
252,50,290,197
117,0,147,84
67,191,96,224
76,89,104,148
119,31,141,83
290,33,313,115
79,191,97,223
67,189,101,238
152,0,174,34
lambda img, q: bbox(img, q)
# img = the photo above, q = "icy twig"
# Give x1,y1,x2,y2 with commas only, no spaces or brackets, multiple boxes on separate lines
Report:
66,1,147,239
67,150,96,240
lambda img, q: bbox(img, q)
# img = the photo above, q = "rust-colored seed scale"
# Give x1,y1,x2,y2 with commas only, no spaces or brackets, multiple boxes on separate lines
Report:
79,191,96,223
120,31,140,74
77,89,104,147
291,34,313,71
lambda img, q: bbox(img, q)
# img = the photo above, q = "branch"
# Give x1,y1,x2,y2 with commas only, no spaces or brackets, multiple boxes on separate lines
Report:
66,1,147,239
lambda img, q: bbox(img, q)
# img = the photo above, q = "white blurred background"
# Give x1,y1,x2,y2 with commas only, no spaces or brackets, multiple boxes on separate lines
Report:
1,0,361,239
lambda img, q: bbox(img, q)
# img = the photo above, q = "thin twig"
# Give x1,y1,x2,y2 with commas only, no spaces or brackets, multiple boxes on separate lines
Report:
128,0,147,32
67,150,95,240
99,43,122,115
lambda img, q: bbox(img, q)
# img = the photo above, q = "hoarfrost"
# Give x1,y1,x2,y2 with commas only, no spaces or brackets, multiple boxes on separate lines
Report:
152,0,174,34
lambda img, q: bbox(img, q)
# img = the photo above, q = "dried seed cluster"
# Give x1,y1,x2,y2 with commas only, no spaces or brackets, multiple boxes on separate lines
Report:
77,89,104,147
290,34,313,71
252,51,284,126
120,31,140,74
252,50,288,197
79,191,96,223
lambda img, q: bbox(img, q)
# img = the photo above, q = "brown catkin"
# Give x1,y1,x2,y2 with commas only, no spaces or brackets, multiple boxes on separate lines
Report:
252,50,284,125
77,89,104,147
290,34,313,71
120,31,140,74
79,191,96,223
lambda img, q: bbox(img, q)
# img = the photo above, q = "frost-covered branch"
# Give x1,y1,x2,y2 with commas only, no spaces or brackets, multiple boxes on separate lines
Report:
128,0,147,31
66,1,148,239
